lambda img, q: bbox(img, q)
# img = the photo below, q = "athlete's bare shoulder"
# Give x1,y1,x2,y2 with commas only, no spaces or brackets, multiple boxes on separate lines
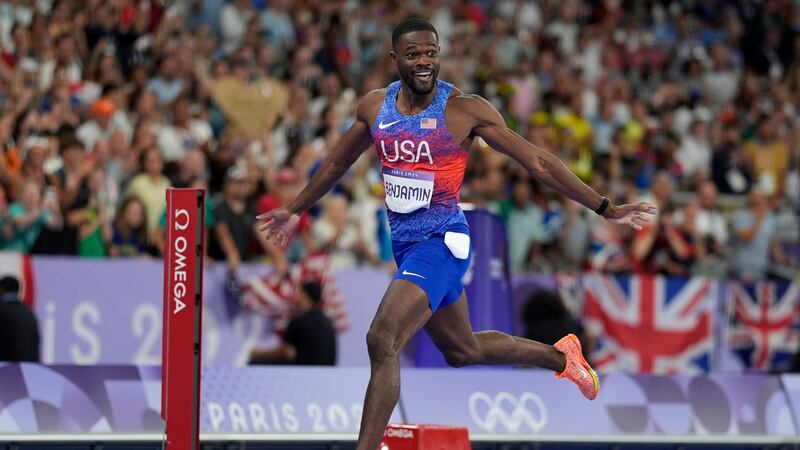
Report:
446,89,504,132
356,88,388,126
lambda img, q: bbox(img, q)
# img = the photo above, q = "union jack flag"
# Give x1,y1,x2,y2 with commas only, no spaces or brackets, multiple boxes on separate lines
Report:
725,281,800,371
583,274,714,374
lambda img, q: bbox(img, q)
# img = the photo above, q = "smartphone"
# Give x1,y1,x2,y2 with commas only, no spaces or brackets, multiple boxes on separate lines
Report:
44,187,57,204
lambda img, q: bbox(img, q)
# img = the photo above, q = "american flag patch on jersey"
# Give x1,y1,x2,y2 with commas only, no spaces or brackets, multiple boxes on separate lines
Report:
421,118,437,129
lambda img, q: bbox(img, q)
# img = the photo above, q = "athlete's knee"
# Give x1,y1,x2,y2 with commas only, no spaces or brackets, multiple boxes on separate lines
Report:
366,326,399,363
443,346,482,368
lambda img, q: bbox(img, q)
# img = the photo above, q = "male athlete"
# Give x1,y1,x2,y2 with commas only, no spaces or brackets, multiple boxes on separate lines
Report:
259,18,656,450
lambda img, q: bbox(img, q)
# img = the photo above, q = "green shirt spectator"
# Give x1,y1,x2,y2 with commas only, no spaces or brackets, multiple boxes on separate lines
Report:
7,203,53,252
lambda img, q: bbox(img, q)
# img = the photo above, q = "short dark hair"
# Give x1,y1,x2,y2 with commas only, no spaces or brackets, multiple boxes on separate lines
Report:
301,281,323,305
392,17,438,49
59,137,83,155
0,276,20,297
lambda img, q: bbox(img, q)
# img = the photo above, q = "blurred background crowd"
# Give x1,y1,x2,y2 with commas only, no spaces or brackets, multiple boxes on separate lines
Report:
0,0,797,281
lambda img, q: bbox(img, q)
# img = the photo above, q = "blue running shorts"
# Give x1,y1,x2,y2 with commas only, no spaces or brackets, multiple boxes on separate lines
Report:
392,223,472,312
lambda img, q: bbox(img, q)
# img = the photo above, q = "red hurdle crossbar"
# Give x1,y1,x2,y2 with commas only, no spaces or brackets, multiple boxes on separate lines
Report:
161,188,206,450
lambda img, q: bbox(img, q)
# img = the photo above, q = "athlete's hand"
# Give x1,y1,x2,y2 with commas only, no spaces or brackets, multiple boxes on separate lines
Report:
257,208,301,247
604,202,657,231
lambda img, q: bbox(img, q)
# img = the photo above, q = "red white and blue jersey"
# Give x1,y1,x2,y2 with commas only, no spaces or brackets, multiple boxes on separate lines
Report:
371,80,468,242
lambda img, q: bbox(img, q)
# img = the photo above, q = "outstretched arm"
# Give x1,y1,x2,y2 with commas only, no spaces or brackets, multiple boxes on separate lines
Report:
258,92,379,245
465,95,656,228
284,117,372,215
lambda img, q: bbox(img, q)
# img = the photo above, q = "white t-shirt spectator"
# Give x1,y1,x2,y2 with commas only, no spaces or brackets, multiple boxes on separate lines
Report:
259,8,294,52
38,58,81,91
430,6,454,49
156,120,213,163
220,4,252,54
545,21,579,55
702,70,740,108
75,111,133,151
76,120,113,151
352,196,383,262
147,77,183,106
311,217,360,269
496,0,541,32
507,204,546,272
676,134,711,179
674,208,729,245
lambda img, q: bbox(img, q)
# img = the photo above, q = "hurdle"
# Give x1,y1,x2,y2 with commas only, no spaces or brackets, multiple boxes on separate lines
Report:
161,188,206,449
381,424,471,450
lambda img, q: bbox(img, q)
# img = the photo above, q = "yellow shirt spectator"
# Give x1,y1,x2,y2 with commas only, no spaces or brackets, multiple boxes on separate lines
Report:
554,107,593,181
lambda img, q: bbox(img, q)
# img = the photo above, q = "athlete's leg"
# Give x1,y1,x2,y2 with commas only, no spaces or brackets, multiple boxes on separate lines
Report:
424,292,566,371
356,279,432,450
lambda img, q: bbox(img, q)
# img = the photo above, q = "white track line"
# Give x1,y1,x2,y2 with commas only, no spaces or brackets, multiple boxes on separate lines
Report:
1,433,799,444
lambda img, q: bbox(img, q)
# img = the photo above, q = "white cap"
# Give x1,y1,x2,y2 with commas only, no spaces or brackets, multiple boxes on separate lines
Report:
23,135,49,153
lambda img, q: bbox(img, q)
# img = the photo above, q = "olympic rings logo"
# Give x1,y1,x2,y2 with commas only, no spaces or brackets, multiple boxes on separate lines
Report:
468,391,548,433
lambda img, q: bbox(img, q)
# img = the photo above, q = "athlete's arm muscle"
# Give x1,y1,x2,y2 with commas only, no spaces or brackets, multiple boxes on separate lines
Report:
462,94,656,225
285,92,379,215
463,95,607,210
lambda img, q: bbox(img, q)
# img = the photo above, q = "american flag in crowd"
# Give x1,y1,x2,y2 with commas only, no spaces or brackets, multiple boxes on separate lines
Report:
240,252,349,334
555,272,584,317
583,274,714,374
725,281,800,371
420,118,437,129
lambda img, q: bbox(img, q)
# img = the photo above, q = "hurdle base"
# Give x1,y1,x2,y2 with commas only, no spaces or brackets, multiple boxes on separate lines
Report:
380,424,471,450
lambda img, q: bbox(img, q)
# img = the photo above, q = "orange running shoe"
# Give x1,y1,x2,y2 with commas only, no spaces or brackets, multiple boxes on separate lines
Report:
554,334,599,400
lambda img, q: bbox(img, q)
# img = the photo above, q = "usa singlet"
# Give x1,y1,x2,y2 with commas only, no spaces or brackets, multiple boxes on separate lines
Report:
371,80,472,312
371,80,468,242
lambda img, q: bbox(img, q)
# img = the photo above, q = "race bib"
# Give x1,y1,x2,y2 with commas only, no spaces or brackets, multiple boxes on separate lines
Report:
382,167,434,213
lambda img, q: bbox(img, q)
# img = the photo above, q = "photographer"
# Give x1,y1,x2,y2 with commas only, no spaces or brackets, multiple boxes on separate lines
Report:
631,202,704,277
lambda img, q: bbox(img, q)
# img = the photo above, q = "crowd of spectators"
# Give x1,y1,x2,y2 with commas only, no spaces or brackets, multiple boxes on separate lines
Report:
0,0,797,281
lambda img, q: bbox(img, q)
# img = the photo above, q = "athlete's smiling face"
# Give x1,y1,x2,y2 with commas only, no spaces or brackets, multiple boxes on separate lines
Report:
392,31,440,96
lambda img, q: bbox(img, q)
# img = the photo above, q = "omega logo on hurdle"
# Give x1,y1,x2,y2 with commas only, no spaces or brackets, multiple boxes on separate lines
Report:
171,208,191,315
380,139,434,164
383,427,414,439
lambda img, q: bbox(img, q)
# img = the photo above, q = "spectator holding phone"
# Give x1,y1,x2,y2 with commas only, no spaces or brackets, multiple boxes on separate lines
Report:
6,180,62,252
77,169,112,257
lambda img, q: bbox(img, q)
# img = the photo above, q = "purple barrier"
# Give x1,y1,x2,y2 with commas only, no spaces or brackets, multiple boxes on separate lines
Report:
781,374,800,432
0,363,162,432
1,363,796,437
27,255,800,372
0,364,400,434
32,257,392,367
509,273,558,337
34,258,274,366
202,366,401,433
414,209,514,367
